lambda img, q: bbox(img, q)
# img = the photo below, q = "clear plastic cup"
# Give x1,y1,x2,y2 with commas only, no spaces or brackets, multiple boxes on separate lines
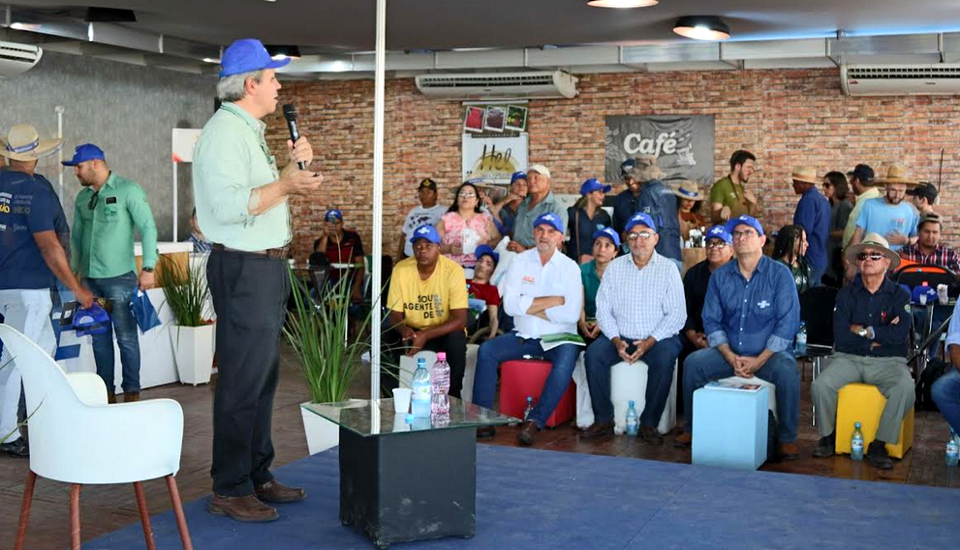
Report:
392,388,412,413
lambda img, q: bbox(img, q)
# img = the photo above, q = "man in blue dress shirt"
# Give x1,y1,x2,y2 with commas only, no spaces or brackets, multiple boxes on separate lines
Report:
791,166,830,286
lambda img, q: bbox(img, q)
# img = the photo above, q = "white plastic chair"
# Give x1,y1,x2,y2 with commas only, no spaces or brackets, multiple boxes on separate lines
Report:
0,325,192,550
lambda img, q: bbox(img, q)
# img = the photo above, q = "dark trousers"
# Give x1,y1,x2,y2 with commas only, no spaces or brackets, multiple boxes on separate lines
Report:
207,249,290,497
382,328,467,399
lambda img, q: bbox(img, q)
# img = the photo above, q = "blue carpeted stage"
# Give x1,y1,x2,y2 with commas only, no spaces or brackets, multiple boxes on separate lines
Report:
87,445,960,549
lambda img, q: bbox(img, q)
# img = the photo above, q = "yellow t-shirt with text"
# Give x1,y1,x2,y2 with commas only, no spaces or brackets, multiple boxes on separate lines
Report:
387,255,469,330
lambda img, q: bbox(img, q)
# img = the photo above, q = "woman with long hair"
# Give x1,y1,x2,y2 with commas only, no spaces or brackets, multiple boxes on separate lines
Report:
673,180,707,241
773,224,812,294
823,171,853,285
436,181,501,268
567,178,612,264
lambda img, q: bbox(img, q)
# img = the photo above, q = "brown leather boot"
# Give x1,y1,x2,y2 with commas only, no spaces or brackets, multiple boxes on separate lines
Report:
107,392,116,404
639,425,664,445
517,420,539,446
254,480,306,504
208,494,279,522
123,392,140,403
580,421,615,440
780,442,800,461
674,432,692,448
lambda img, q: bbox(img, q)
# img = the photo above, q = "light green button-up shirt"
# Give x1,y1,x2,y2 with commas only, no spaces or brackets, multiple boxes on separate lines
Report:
192,102,290,251
71,172,158,279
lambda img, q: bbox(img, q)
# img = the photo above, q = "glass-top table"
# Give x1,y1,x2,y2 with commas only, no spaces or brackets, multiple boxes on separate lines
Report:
301,397,518,437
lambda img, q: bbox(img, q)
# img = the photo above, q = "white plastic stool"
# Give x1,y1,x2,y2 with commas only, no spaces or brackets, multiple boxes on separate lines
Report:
718,376,777,418
461,344,479,403
398,350,438,389
572,352,594,429
611,360,678,435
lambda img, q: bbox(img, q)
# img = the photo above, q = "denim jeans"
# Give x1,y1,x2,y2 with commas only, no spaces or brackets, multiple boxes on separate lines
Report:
585,334,682,427
932,368,960,434
472,332,580,429
683,347,800,443
84,272,140,393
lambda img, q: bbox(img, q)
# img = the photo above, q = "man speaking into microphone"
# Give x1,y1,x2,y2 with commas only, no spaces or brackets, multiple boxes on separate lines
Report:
193,38,323,523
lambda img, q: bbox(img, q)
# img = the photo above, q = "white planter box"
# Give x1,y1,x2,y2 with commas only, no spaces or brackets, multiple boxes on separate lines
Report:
169,323,216,386
300,399,367,455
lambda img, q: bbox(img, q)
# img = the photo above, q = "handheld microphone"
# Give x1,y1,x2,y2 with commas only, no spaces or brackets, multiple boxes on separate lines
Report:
282,104,307,170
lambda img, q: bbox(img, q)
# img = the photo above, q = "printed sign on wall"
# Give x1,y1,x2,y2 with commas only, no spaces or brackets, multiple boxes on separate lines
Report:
462,133,528,185
604,115,715,185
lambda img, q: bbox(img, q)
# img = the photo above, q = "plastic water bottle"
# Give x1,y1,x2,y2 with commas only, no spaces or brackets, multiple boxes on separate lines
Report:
523,396,534,421
431,352,450,415
946,429,959,466
795,322,807,356
625,400,639,436
411,358,431,418
851,422,864,461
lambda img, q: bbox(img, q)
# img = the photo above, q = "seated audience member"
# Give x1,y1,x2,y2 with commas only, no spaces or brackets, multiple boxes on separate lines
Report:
313,209,365,302
473,213,583,445
907,182,938,217
185,208,212,253
507,165,567,253
637,155,682,268
567,178,613,264
823,171,853,285
467,244,501,339
398,178,446,260
581,214,685,443
578,227,620,344
437,181,501,268
898,213,959,272
490,171,528,238
850,165,920,252
677,215,801,460
932,300,960,437
674,180,707,241
773,224,812,295
613,158,642,236
383,225,468,397
812,234,913,470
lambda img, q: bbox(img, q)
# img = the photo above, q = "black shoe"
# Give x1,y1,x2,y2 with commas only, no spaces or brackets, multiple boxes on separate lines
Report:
0,438,29,458
866,440,893,470
476,426,496,439
813,433,835,458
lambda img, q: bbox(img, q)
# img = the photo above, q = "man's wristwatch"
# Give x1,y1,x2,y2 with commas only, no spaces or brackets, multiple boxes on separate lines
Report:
142,267,154,273
857,327,868,338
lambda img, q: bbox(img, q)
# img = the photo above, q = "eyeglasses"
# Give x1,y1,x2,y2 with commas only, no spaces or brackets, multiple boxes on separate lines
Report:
458,192,477,199
88,191,99,211
856,252,885,262
732,230,758,240
706,241,728,249
627,231,654,241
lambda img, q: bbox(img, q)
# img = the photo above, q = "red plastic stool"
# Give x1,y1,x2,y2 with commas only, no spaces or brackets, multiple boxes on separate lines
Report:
500,359,576,427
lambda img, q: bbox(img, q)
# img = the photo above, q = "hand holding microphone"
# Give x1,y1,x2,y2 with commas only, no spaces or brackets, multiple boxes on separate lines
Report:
282,103,323,194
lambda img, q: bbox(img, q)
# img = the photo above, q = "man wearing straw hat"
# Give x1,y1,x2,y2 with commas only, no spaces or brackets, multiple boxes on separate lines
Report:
850,165,920,252
0,124,94,458
791,166,831,286
812,234,913,470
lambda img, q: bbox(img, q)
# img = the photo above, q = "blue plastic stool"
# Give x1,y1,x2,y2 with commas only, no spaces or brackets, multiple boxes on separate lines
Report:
692,385,770,471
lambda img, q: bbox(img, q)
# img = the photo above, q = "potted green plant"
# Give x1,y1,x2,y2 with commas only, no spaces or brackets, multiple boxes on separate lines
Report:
158,255,215,385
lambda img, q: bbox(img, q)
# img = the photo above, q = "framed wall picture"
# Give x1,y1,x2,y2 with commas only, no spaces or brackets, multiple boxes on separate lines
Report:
464,106,485,133
505,105,528,132
483,106,506,132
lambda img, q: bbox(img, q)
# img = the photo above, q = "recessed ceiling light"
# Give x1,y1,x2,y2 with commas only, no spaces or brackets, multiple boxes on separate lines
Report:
265,45,301,60
202,58,220,64
586,0,658,7
673,16,731,41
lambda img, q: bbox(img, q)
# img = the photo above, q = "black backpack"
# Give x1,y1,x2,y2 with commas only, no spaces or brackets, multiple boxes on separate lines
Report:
916,358,949,412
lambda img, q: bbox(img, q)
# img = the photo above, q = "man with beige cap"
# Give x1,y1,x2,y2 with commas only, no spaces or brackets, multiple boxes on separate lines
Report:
506,164,567,252
811,233,912,470
791,166,831,286
850,165,920,252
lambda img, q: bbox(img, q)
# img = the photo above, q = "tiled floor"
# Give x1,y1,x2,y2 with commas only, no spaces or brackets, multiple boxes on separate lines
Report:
1,348,956,550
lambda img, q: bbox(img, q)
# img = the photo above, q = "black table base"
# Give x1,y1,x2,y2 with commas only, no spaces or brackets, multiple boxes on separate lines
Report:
339,425,477,549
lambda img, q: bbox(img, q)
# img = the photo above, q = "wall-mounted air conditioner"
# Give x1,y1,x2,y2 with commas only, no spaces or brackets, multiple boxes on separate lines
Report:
841,64,960,96
0,41,43,78
415,70,578,100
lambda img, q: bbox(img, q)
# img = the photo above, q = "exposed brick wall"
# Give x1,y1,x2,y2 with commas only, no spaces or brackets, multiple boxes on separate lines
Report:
265,69,960,263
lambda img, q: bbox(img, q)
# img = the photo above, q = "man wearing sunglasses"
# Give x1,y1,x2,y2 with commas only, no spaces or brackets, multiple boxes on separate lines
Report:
677,215,802,460
812,233,913,470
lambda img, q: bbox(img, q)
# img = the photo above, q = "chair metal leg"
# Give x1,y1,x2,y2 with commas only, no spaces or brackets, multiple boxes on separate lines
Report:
14,470,37,550
812,357,820,427
133,482,157,550
165,475,194,550
69,484,81,550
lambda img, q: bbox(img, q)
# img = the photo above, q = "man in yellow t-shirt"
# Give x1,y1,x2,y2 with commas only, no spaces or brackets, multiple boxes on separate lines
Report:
385,224,469,397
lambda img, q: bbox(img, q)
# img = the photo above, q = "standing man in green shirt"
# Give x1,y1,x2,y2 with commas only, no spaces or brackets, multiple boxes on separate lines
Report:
193,38,324,523
710,150,757,223
65,143,157,404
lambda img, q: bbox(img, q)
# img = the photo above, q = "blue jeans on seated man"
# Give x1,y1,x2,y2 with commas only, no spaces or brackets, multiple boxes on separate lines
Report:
84,272,141,394
682,347,800,443
585,334,682,427
472,332,580,429
932,368,960,434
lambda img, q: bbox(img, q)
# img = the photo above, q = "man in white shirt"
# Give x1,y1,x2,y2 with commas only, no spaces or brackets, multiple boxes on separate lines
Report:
472,212,583,445
398,178,446,259
581,213,686,444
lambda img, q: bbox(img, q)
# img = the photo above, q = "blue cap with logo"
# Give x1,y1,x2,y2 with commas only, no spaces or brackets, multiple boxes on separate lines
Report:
324,209,343,222
474,244,499,264
725,215,765,236
621,158,637,178
219,38,291,78
72,304,111,337
409,224,441,244
624,213,657,234
580,178,612,196
61,143,105,166
705,225,732,244
592,226,621,248
510,171,527,184
533,212,564,233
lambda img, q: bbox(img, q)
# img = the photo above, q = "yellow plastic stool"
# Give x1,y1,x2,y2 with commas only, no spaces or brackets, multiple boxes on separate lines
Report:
835,383,914,459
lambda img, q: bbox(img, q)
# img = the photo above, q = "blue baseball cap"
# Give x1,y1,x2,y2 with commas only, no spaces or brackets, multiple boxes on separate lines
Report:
474,244,499,264
624,213,657,234
725,215,765,236
705,225,733,244
409,224,441,245
219,38,290,78
621,158,637,178
324,209,343,222
580,178,612,196
533,212,564,232
73,304,110,336
592,226,621,248
510,171,527,184
61,143,105,166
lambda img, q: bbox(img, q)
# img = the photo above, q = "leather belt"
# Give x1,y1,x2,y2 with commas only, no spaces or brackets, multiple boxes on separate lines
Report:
211,243,290,259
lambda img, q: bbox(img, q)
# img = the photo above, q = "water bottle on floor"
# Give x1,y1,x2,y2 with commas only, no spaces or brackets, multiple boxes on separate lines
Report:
946,429,959,466
431,352,451,415
411,357,431,418
851,422,864,461
795,321,807,356
626,401,639,436
523,396,534,421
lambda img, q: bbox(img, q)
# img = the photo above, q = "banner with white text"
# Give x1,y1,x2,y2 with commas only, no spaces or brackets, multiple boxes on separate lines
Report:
604,115,715,186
